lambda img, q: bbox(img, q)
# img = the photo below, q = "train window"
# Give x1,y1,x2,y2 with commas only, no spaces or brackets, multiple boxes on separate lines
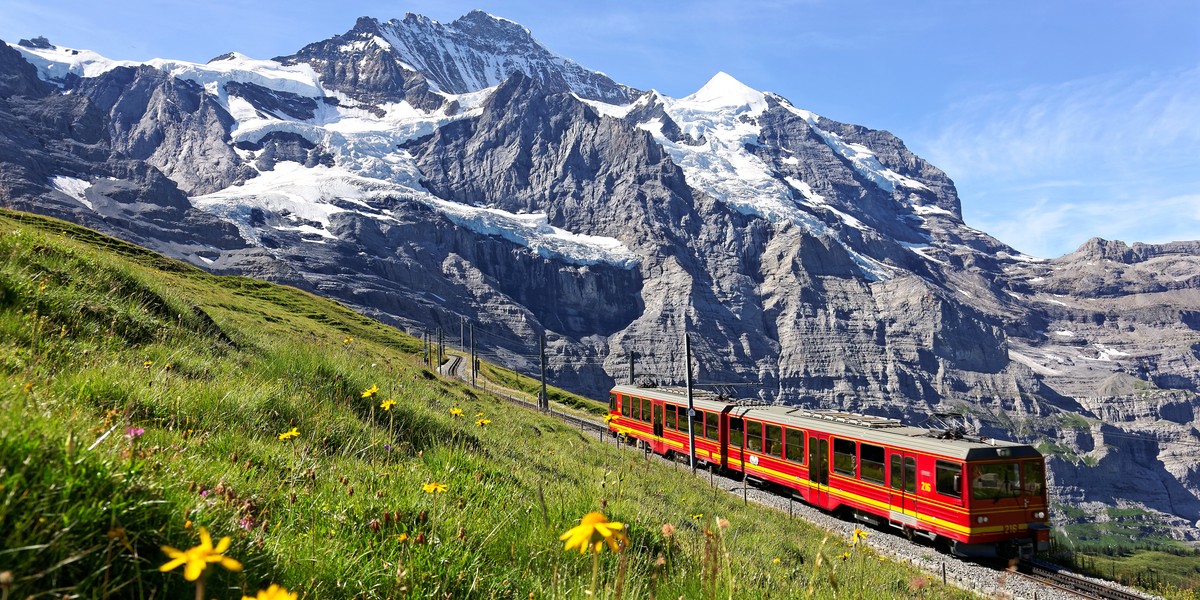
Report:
746,421,763,452
1024,461,1045,497
729,418,744,448
784,428,804,464
609,393,616,411
971,463,1022,500
705,412,719,441
860,444,885,484
665,405,677,430
641,398,653,423
832,438,857,477
935,460,962,498
621,396,631,418
764,424,783,457
904,457,915,492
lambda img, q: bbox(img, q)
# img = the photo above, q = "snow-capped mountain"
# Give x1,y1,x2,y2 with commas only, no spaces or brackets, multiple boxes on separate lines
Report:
2,14,1199,536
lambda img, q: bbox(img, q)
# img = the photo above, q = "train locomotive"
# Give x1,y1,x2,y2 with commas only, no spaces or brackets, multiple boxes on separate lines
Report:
606,384,1051,558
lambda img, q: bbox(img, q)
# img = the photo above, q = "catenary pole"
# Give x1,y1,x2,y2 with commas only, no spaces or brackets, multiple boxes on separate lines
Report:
539,333,548,412
685,332,696,472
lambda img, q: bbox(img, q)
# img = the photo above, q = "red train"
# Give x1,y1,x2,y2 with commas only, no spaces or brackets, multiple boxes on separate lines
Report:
607,384,1051,558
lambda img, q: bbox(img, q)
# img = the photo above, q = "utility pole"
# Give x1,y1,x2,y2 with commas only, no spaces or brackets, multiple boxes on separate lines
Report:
422,331,429,366
460,317,465,353
470,322,477,387
628,351,635,385
539,332,548,412
685,332,696,472
437,328,443,368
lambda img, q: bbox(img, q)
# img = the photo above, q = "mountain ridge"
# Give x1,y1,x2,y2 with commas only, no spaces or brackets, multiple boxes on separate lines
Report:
2,12,1199,539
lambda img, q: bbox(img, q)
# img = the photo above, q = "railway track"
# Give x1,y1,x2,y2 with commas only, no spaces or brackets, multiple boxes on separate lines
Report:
1016,559,1153,600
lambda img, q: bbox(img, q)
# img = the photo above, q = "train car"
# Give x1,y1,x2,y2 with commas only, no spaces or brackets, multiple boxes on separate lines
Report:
607,385,1050,558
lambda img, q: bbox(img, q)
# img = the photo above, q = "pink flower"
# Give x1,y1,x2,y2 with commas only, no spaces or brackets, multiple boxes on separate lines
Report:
240,515,256,531
126,427,145,439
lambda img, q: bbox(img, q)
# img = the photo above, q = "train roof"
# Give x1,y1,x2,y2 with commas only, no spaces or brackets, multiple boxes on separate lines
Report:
611,385,1040,462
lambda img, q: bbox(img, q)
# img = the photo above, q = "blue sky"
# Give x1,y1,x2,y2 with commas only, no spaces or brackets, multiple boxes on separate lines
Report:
3,0,1197,257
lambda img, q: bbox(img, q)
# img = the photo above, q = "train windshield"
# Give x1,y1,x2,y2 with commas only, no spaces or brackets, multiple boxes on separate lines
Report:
1024,460,1046,497
970,462,1023,500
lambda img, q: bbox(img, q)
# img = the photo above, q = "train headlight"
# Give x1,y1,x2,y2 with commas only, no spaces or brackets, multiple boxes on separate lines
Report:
1033,511,1046,520
976,516,989,524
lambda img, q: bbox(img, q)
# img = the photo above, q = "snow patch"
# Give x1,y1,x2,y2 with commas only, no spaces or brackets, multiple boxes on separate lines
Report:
191,163,639,268
1054,330,1075,337
1092,344,1130,361
48,176,93,209
1009,351,1063,376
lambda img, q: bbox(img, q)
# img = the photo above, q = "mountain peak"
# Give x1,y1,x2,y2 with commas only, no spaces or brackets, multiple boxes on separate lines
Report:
682,71,766,112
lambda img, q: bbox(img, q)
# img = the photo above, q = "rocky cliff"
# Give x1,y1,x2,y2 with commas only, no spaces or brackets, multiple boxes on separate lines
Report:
1,13,1198,537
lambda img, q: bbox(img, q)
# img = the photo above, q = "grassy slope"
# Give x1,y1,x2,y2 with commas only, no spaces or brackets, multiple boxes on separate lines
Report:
0,209,982,599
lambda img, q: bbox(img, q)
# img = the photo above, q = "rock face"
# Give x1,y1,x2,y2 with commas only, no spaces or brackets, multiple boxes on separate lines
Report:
1,13,1199,537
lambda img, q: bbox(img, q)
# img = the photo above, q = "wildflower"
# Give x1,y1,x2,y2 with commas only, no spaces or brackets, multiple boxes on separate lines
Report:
422,482,447,494
851,527,869,546
342,337,353,344
396,533,409,542
22,382,33,393
690,513,704,520
475,412,484,417
449,407,464,417
559,512,628,554
384,444,392,452
361,384,379,398
184,519,193,529
240,515,256,531
717,517,730,529
661,523,676,537
143,360,154,368
199,490,209,498
475,418,491,427
126,427,145,439
380,398,396,411
159,527,243,581
839,551,851,561
242,584,297,600
278,427,300,441
773,557,781,564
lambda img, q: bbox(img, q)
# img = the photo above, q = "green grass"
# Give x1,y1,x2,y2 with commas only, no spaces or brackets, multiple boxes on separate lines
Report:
0,209,984,598
1050,504,1200,594
476,361,608,415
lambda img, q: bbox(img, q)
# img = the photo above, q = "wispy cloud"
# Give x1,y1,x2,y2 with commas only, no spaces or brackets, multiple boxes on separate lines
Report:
913,67,1200,257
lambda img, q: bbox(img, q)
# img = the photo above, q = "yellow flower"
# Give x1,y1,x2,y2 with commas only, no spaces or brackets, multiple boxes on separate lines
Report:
422,482,447,494
380,398,396,411
242,584,297,600
559,512,628,554
143,360,154,368
475,412,484,417
278,427,300,441
475,418,491,427
396,533,409,542
690,513,704,520
772,557,781,564
361,384,379,398
851,527,869,546
839,551,851,561
160,527,243,581
342,337,353,344
449,407,464,418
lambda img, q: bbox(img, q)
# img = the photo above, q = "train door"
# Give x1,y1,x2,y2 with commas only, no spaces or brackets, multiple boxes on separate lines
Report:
808,434,829,507
651,402,665,454
888,452,919,529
